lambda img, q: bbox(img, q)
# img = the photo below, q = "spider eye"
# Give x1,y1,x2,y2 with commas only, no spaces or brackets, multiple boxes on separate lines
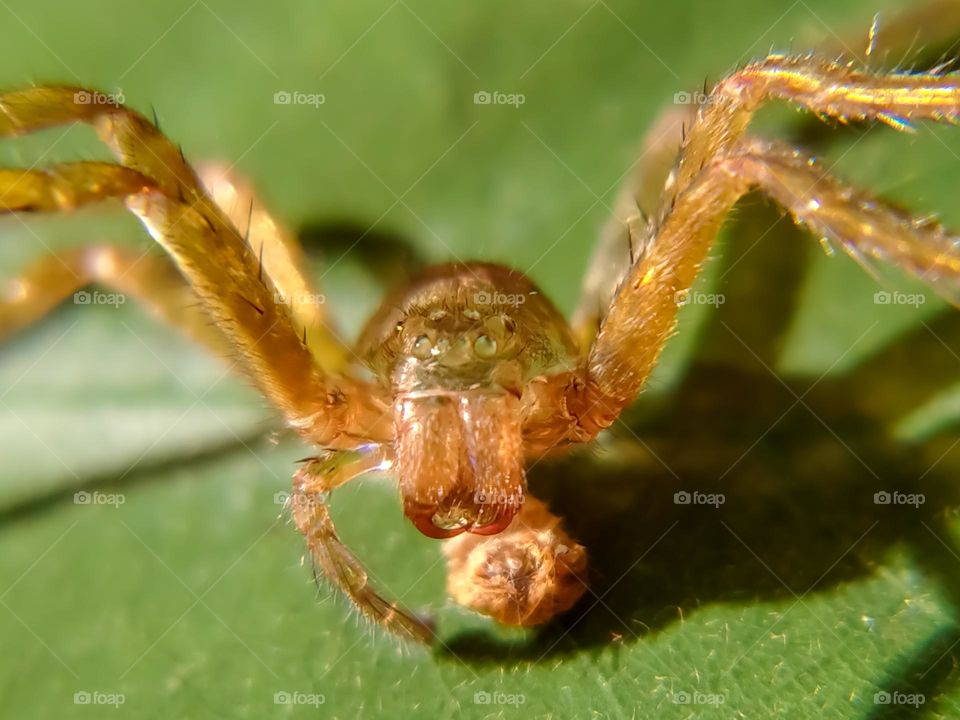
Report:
473,334,498,358
412,335,433,359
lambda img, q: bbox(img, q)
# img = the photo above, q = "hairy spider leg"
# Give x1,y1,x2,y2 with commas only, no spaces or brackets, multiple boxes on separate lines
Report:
576,77,960,433
290,449,435,643
572,104,693,351
196,162,350,373
0,86,389,446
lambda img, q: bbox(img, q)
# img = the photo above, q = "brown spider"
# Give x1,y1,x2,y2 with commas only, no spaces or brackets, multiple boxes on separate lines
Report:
3,48,960,644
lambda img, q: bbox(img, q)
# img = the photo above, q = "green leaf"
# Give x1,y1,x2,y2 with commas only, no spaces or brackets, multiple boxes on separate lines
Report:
2,1,960,718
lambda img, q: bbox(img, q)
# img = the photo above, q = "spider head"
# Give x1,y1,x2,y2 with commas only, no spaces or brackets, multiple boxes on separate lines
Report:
357,263,578,539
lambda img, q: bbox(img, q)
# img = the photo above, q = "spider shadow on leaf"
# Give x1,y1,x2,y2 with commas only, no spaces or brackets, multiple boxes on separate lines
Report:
298,219,427,291
440,196,960,702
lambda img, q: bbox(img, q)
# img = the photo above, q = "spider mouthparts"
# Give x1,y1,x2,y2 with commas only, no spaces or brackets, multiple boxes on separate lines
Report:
394,389,526,541
469,511,516,535
404,496,520,539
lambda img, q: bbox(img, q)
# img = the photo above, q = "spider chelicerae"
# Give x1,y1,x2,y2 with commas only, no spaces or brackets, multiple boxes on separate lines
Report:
2,37,960,644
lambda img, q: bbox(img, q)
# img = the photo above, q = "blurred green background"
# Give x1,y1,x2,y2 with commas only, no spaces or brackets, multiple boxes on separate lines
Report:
2,0,960,717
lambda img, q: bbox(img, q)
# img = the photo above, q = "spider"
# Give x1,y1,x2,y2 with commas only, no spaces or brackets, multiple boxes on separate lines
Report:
3,47,960,645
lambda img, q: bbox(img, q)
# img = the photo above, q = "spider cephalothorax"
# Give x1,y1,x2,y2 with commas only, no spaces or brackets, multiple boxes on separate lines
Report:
357,262,578,539
4,23,960,644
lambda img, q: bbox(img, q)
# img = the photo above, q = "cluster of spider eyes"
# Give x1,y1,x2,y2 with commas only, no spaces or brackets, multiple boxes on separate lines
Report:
411,333,499,360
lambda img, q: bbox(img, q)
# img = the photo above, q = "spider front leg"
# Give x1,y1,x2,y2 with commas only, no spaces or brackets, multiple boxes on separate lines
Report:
567,134,960,433
0,86,387,446
571,103,692,351
195,162,350,374
533,55,960,437
290,449,435,644
0,161,336,359
668,54,960,207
